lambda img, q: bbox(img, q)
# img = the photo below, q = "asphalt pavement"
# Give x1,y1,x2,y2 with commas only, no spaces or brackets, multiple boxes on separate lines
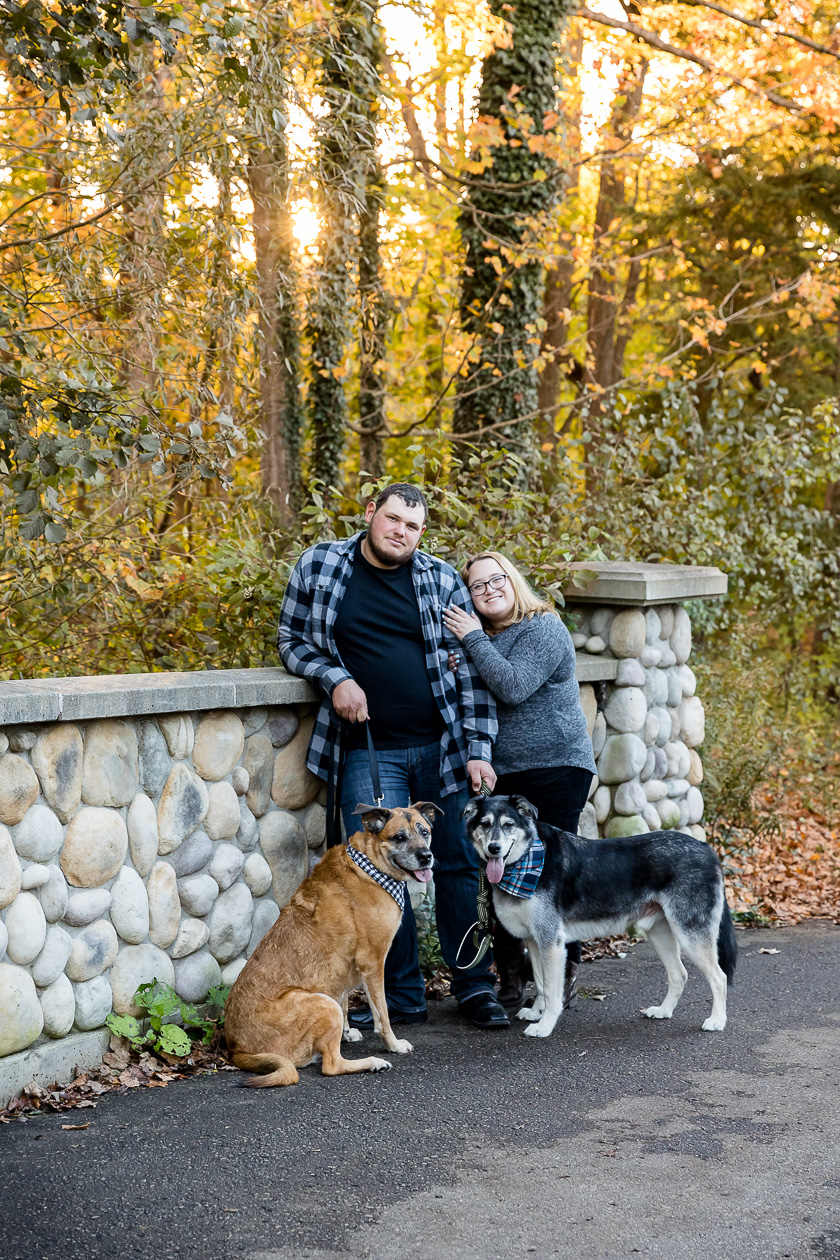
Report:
2,921,839,1260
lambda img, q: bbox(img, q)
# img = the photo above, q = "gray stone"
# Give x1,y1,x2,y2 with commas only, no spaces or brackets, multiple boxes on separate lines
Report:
147,861,181,948
13,802,64,863
177,873,219,918
208,843,244,891
109,867,150,944
643,712,659,749
578,684,597,737
643,668,668,709
0,963,44,1054
592,785,611,824
243,852,272,897
639,645,662,669
604,687,646,734
657,644,677,669
597,734,647,785
208,883,253,963
658,606,675,638
231,766,250,796
642,804,661,831
576,801,599,840
680,697,705,748
72,975,113,1030
127,792,158,877
8,728,36,751
641,747,656,782
644,608,662,645
666,779,691,799
308,848,325,876
65,920,119,982
204,780,240,841
242,707,268,737
137,720,171,796
109,944,175,1016
591,713,607,759
613,780,647,816
678,800,690,827
604,814,647,838
688,751,704,786
0,917,7,960
671,606,692,664
243,734,274,818
61,807,127,887
666,668,684,708
615,659,646,688
0,823,22,909
173,949,221,1003
30,924,73,988
260,810,308,907
609,609,646,659
271,716,319,811
0,1027,110,1099
652,707,672,748
6,892,47,966
686,786,704,824
583,635,606,655
678,665,697,698
169,831,212,877
20,863,50,890
157,765,209,855
31,725,83,823
158,715,194,760
688,824,707,843
40,973,75,1038
238,799,259,851
571,632,588,649
247,898,280,955
590,608,614,637
220,958,247,986
643,779,668,803
301,803,327,851
651,746,668,779
81,719,138,807
0,754,39,827
0,733,6,756
664,741,691,780
168,916,210,960
63,889,112,927
39,865,68,923
266,708,299,749
192,712,245,782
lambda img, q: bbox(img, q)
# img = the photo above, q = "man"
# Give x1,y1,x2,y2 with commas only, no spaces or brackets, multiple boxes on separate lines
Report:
277,483,509,1030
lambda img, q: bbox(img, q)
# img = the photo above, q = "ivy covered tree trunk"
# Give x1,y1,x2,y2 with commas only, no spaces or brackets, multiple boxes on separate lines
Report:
452,0,574,472
357,6,387,481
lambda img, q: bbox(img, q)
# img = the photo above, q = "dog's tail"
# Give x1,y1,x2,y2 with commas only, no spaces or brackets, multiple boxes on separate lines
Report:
717,898,737,986
232,1051,299,1088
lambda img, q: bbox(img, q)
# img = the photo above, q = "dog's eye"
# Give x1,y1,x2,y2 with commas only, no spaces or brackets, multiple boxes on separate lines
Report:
501,820,515,831
417,825,430,839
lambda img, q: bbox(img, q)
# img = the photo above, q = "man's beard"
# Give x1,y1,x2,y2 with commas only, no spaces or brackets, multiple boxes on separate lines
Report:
366,530,416,568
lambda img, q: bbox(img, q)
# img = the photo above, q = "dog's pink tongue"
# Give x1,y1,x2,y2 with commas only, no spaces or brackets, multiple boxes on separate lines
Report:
412,868,433,883
486,856,505,884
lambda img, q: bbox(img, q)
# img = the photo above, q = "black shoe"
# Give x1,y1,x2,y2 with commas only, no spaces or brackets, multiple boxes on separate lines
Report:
458,990,510,1030
348,1004,428,1030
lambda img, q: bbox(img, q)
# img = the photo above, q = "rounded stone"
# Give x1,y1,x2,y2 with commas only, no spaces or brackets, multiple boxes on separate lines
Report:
671,606,692,664
587,775,599,801
667,778,690,799
597,734,647,785
65,919,119,982
266,708,300,749
652,707,672,748
615,659,646,688
109,944,175,1016
157,765,209,855
63,888,112,927
137,720,171,797
604,814,647,838
0,754,39,826
204,781,240,841
688,751,704,786
591,713,607,759
168,916,210,960
173,948,222,1003
220,958,247,986
642,712,659,749
686,786,704,824
641,747,656,782
657,644,677,669
0,963,44,1054
169,831,213,877
651,746,668,779
592,785,611,824
678,800,690,827
8,728,36,752
30,924,73,988
238,800,259,850
0,734,6,756
644,609,662,645
677,664,697,698
243,733,274,818
13,802,64,863
127,793,159,877
247,898,280,955
642,804,661,831
20,863,50,890
664,741,691,780
208,843,244,891
39,864,69,923
576,801,599,840
72,975,113,1029
40,973,75,1038
639,645,662,669
109,867,150,944
243,852,272,897
208,883,254,963
604,687,647,734
260,810,308,907
0,823,23,909
147,861,181,948
680,697,706,748
6,891,47,966
609,609,646,659
657,798,682,829
0,918,5,960
61,807,128,887
643,779,668,803
243,708,268,736
301,803,327,851
81,719,138,808
584,635,606,655
689,824,707,843
657,606,675,638
590,608,614,637
193,712,245,783
666,669,684,708
271,717,319,811
159,715,194,760
31,725,83,823
613,780,647,816
231,766,250,796
571,632,588,649
643,668,669,709
177,873,219,918
578,685,597,737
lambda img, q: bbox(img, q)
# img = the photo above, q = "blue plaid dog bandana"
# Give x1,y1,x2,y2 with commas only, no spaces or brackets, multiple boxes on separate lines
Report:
347,845,406,911
497,839,545,899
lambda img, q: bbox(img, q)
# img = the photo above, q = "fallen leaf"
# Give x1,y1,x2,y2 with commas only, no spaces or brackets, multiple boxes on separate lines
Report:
758,948,781,955
61,1123,90,1131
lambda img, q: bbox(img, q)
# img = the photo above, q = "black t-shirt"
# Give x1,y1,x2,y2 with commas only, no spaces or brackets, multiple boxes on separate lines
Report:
333,537,443,749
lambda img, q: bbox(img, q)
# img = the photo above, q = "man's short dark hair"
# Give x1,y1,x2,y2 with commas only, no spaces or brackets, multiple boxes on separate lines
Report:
373,483,428,521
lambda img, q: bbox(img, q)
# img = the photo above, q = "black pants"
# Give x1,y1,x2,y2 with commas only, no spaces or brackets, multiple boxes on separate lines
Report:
493,764,594,966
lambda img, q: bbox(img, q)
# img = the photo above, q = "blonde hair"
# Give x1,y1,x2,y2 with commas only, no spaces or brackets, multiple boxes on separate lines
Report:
461,551,557,632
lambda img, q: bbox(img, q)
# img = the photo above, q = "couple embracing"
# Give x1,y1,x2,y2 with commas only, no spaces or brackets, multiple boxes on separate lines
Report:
277,483,596,1032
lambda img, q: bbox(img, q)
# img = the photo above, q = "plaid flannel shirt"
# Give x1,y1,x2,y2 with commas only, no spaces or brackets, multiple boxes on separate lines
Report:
276,531,497,797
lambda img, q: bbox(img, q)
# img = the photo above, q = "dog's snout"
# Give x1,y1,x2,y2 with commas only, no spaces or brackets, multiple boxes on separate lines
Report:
417,849,433,867
487,841,502,856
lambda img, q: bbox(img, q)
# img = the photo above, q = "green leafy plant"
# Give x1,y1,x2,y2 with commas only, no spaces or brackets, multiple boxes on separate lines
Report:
106,980,230,1058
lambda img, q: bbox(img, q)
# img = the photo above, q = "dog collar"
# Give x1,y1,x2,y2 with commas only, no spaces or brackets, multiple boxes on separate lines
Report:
346,845,406,911
497,838,545,899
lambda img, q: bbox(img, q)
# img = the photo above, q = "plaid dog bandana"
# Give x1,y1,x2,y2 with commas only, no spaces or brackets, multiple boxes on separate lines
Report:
497,839,545,899
347,845,406,911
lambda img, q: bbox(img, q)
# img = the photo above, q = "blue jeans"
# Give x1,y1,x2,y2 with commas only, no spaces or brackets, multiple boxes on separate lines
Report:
341,742,496,1009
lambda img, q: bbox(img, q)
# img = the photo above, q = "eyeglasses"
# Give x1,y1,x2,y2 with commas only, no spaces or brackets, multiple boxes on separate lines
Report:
468,573,508,597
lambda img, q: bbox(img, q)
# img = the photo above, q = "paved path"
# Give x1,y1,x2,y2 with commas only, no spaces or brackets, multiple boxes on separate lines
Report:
2,922,839,1260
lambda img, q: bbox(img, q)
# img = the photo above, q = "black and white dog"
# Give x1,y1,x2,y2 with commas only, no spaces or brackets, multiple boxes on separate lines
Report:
463,795,737,1039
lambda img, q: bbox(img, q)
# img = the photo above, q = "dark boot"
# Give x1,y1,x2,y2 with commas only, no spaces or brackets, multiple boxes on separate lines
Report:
563,958,578,1010
493,923,533,1008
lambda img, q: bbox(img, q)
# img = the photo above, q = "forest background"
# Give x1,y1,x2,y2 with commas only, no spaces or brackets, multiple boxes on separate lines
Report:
0,0,838,922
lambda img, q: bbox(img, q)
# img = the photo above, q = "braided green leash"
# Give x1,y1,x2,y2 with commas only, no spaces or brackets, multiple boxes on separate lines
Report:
455,783,494,971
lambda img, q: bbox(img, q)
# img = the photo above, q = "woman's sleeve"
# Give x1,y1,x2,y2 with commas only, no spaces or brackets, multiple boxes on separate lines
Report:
460,617,569,707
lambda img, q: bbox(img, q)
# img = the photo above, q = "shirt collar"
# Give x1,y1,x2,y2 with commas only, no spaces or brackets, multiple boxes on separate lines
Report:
497,838,545,899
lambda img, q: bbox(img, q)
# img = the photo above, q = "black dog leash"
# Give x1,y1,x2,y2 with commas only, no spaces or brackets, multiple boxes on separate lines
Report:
455,781,494,971
326,718,384,848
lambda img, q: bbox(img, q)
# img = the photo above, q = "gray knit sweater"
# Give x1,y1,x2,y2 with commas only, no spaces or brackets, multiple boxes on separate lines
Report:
461,614,596,776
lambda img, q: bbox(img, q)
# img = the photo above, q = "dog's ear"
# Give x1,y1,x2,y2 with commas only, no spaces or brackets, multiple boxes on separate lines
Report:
509,794,539,822
461,798,481,823
352,803,392,833
411,801,443,825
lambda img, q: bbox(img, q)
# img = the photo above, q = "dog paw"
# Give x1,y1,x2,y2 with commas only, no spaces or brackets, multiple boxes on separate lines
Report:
642,1005,672,1020
523,1022,554,1038
702,1016,726,1032
388,1038,413,1054
370,1058,392,1072
516,1005,544,1021
343,1028,363,1043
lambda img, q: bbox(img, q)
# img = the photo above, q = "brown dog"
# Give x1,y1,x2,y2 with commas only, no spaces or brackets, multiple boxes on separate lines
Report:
224,801,439,1087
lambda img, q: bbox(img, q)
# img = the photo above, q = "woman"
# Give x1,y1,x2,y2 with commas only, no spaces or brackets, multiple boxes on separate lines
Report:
442,551,596,1009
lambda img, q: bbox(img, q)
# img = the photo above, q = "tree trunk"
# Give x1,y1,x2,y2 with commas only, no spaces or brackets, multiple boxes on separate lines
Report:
357,6,387,481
